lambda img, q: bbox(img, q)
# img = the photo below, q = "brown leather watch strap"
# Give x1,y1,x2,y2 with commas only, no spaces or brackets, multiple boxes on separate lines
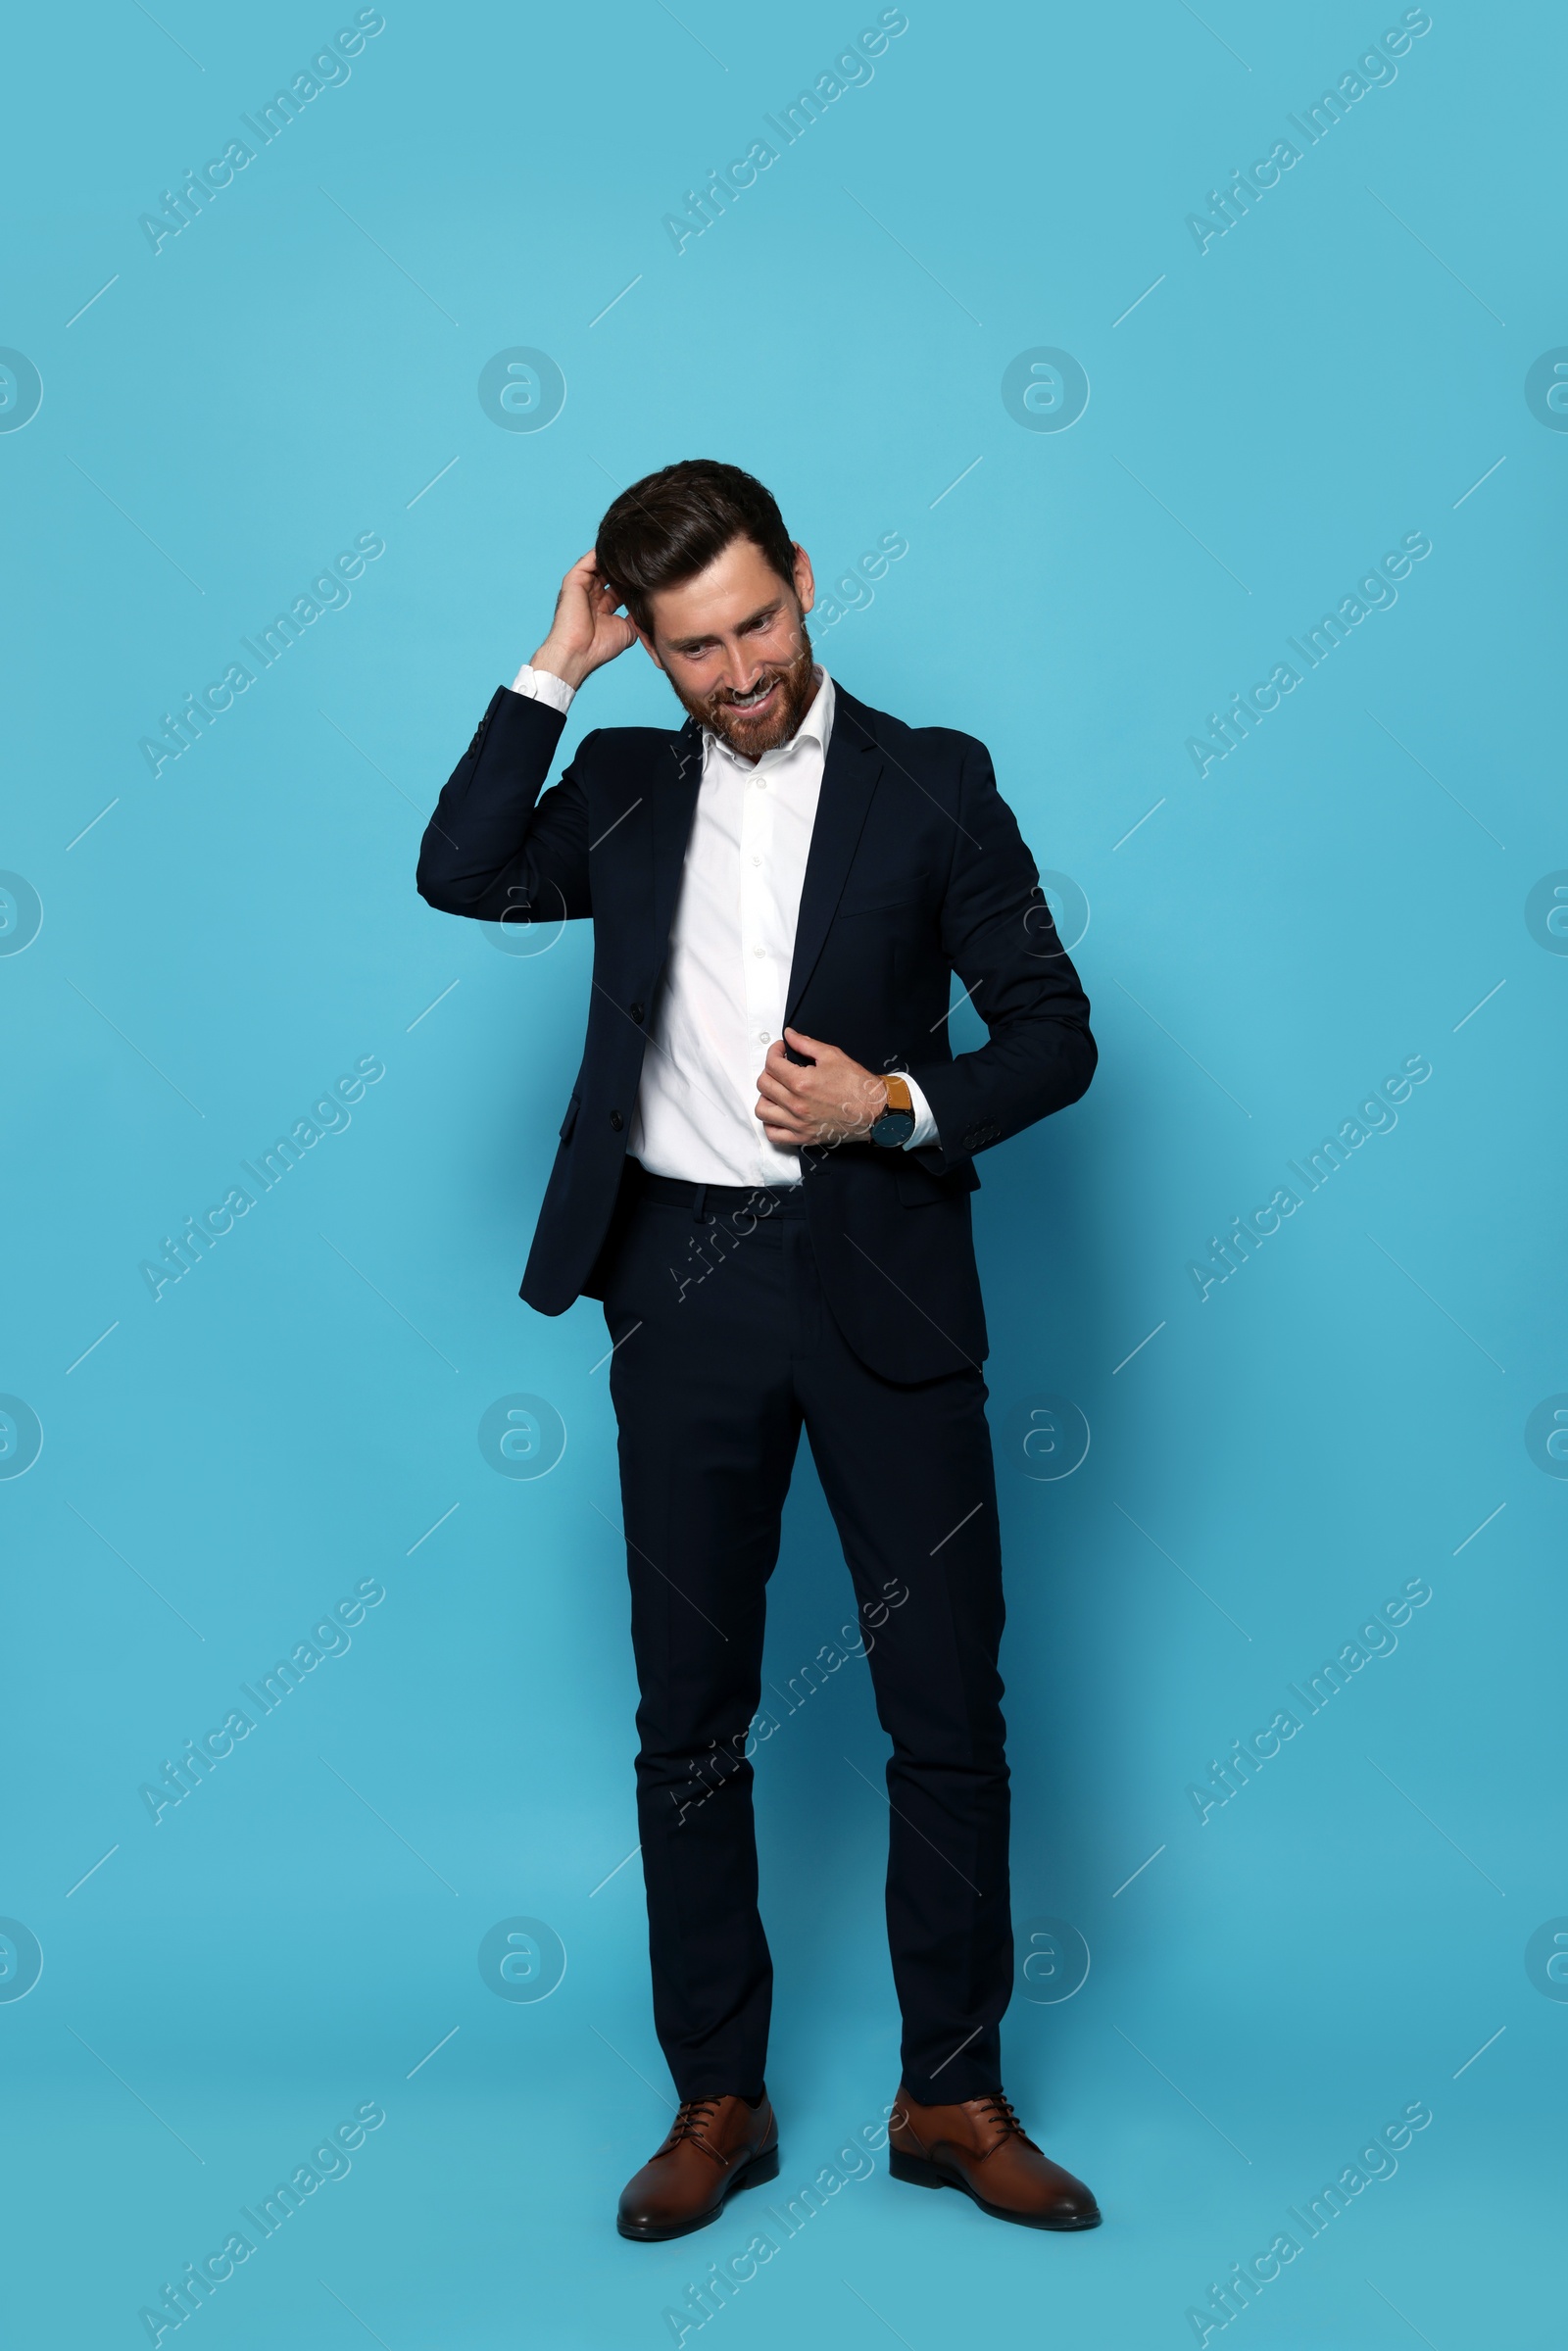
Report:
882,1075,912,1116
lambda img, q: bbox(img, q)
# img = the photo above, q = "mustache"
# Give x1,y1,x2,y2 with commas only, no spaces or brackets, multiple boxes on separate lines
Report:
710,670,784,709
706,640,811,712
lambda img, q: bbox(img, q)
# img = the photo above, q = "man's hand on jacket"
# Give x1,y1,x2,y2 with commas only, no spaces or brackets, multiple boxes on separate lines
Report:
756,1029,887,1148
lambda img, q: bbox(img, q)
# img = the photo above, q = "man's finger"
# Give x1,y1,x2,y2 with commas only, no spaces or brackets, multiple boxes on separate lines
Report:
782,1027,824,1060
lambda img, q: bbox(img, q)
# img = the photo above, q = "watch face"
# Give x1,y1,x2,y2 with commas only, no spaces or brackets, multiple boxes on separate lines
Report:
872,1109,916,1147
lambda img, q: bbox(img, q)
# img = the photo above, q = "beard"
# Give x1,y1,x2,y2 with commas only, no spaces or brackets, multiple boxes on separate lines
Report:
672,626,818,759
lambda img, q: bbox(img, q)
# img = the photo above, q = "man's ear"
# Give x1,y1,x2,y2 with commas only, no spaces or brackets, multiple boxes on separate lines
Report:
791,541,816,619
633,623,665,672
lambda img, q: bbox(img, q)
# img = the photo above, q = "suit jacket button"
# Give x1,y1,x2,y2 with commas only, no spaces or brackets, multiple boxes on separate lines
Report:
629,1002,645,1023
609,1109,623,1131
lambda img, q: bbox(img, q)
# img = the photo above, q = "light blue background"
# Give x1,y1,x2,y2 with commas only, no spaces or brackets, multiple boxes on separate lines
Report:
3,3,1563,2344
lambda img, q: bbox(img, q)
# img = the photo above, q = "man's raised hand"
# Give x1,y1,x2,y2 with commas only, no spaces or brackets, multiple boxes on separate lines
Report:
529,552,639,691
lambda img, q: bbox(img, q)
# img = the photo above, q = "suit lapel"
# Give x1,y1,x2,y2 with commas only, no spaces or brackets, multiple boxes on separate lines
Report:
647,717,704,964
784,688,883,1029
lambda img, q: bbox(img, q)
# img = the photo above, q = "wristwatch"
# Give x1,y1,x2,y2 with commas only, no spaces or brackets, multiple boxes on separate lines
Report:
869,1073,916,1148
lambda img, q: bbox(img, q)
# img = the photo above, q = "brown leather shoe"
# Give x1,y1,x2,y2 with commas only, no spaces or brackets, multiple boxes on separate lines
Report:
616,2091,780,2241
889,2086,1101,2229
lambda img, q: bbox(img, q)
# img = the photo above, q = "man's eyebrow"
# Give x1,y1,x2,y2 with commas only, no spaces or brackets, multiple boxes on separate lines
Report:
669,599,782,651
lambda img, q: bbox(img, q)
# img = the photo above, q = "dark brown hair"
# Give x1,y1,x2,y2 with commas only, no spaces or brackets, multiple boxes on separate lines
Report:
595,459,796,629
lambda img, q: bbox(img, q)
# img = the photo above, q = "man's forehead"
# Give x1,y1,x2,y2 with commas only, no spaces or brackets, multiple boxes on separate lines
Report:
650,540,796,638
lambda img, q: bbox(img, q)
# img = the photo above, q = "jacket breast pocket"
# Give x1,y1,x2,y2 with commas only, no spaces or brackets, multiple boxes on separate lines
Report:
837,894,915,919
559,1094,580,1143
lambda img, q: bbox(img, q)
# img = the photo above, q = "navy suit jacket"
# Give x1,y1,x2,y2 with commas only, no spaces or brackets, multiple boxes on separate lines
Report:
416,681,1095,1384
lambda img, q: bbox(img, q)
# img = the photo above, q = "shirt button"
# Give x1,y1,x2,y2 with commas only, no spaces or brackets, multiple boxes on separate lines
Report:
752,857,762,867
753,947,765,958
760,1031,770,1043
755,778,767,791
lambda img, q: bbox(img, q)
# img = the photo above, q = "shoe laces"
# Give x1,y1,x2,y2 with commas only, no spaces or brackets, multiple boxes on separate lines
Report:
969,2091,1033,2151
662,2095,732,2166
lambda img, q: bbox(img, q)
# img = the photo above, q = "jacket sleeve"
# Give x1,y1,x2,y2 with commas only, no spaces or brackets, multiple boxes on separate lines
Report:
905,738,1096,1168
416,686,594,925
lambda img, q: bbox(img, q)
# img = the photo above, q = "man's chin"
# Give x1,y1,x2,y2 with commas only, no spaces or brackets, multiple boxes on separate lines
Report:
686,649,817,758
714,708,798,758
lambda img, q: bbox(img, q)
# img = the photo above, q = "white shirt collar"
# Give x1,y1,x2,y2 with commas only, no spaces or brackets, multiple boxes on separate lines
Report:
706,667,835,772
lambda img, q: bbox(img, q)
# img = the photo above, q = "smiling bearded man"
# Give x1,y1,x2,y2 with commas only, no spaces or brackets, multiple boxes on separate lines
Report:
416,459,1102,2242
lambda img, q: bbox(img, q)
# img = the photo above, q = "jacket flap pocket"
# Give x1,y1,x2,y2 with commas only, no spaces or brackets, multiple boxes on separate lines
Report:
896,1157,979,1206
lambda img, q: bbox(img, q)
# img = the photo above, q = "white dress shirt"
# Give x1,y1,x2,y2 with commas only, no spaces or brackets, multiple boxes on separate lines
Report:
508,660,938,1186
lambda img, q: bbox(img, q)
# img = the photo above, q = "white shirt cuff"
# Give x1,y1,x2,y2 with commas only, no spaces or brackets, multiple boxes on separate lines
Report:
902,1076,939,1151
509,661,575,712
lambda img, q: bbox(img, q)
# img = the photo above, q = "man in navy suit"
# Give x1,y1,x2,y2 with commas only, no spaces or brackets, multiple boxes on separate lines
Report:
417,461,1100,2239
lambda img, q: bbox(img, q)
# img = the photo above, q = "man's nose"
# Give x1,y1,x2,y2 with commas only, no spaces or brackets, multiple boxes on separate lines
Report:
717,642,765,695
